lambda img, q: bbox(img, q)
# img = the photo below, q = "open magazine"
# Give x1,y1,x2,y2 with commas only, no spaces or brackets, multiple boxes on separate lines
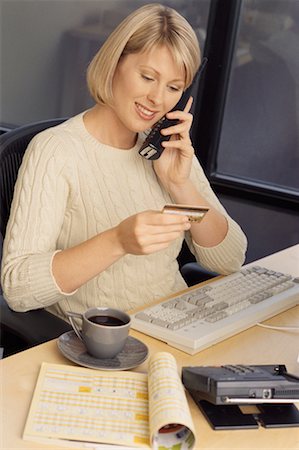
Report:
23,352,196,449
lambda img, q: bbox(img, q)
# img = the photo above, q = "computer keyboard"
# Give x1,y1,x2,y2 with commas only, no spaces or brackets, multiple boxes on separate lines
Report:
131,266,299,354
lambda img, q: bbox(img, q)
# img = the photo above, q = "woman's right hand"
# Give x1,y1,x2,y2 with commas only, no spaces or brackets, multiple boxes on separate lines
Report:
115,210,191,256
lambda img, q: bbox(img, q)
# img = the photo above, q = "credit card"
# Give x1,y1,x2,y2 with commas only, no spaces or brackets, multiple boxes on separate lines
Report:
162,204,209,223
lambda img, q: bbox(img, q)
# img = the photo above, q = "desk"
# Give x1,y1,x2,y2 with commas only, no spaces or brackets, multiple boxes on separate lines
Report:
1,245,299,449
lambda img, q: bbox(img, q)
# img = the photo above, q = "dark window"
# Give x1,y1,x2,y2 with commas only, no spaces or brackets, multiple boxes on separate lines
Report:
195,0,299,205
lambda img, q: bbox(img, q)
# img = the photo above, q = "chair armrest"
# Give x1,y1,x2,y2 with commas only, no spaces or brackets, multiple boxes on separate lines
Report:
180,262,218,286
0,295,71,347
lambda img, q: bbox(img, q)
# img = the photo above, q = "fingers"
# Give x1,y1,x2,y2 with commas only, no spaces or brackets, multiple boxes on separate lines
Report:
136,211,191,236
160,104,193,148
132,230,186,255
117,210,191,256
161,111,193,137
184,96,193,113
145,210,189,226
147,220,191,236
161,139,194,156
134,228,187,252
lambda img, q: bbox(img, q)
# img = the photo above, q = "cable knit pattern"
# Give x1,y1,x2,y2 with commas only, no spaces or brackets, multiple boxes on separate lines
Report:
1,112,247,320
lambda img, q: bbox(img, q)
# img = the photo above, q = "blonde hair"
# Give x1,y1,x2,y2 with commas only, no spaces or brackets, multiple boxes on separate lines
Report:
87,3,201,105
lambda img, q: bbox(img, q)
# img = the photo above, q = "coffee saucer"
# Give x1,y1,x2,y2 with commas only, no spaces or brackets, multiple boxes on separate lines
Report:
57,330,149,371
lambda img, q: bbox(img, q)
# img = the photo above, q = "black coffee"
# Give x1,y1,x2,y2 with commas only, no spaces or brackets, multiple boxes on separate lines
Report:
88,315,126,326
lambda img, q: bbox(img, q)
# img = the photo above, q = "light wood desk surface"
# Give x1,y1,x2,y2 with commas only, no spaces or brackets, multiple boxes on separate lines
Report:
1,245,299,450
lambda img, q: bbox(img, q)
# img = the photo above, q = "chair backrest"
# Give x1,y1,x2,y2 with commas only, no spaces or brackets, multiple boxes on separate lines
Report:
0,118,66,239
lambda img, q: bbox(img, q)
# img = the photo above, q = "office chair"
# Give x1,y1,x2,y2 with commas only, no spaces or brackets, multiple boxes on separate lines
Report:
0,118,72,356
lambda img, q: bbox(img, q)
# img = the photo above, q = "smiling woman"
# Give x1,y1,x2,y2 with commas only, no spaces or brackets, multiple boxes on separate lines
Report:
85,46,186,147
1,3,247,323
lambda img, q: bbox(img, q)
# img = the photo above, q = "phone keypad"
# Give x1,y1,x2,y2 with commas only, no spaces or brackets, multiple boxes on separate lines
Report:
139,116,175,159
145,117,166,142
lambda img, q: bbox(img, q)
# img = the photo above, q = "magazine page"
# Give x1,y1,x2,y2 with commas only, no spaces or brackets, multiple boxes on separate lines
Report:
23,354,196,449
23,362,151,448
148,352,196,450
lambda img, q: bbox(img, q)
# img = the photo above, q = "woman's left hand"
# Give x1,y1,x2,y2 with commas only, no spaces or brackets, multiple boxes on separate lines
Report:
153,97,194,193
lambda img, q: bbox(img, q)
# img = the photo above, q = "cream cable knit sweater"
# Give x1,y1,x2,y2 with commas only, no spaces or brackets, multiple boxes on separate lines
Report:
1,112,247,321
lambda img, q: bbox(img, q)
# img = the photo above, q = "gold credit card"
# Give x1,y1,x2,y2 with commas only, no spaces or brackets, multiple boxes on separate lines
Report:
162,204,209,223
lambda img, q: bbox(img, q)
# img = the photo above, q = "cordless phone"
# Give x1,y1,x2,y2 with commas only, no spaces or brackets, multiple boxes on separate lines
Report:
139,57,208,160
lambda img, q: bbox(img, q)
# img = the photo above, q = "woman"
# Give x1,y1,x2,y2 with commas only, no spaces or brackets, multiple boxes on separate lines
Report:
1,4,247,321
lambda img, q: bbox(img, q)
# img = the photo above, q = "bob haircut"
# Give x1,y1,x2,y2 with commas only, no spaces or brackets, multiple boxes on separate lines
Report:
87,3,201,105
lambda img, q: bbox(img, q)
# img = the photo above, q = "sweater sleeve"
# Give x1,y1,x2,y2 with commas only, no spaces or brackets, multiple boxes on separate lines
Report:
184,156,247,274
1,130,77,312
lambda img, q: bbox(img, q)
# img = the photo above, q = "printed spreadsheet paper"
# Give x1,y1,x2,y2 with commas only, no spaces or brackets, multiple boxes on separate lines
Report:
23,352,196,450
